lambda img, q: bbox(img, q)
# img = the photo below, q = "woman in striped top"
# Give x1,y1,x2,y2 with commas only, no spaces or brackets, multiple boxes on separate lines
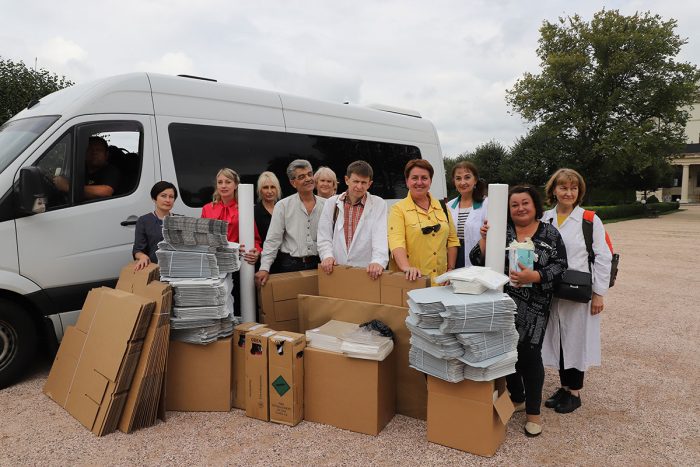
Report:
447,161,488,268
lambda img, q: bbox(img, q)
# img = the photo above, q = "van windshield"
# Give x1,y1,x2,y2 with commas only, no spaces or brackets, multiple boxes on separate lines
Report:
0,116,59,174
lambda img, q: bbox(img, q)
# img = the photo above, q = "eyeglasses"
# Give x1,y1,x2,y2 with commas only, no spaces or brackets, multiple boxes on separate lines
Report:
416,211,441,235
294,172,314,181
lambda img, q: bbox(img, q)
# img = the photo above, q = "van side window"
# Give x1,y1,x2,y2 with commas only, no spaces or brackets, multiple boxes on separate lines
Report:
168,123,422,207
75,123,143,203
32,121,143,210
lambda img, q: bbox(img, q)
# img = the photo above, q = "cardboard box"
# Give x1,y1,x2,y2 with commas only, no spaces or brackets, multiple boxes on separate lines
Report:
268,331,305,426
115,262,172,433
318,266,429,307
298,294,426,420
427,376,515,457
257,270,318,332
166,337,232,412
318,265,381,302
44,287,155,436
304,347,395,435
245,328,278,421
232,322,268,409
379,271,430,307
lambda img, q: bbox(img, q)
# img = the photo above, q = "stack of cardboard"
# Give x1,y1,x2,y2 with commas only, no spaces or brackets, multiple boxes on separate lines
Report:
114,263,172,433
158,216,240,344
43,287,156,436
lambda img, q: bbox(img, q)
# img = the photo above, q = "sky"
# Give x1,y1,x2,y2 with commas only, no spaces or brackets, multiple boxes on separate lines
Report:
2,0,699,157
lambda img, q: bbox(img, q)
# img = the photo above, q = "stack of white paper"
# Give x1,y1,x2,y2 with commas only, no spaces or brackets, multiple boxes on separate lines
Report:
162,216,229,247
460,350,518,381
456,329,519,363
306,320,394,361
409,346,465,383
156,251,220,279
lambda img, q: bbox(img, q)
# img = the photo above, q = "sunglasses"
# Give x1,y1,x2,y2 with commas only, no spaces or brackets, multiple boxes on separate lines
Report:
417,210,441,235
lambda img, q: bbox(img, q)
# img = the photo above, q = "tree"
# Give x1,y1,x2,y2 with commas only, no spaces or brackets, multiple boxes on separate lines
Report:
0,57,73,123
469,140,508,185
506,10,700,192
502,125,566,187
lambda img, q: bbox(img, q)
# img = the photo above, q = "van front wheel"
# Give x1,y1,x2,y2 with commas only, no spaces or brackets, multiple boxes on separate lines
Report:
0,299,38,389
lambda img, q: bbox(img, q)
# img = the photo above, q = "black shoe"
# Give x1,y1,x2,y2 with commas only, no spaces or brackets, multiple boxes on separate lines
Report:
555,392,582,413
544,388,568,409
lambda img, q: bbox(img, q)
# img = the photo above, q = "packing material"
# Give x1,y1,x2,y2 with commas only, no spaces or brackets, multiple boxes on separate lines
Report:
304,347,395,435
166,337,232,412
427,376,515,457
268,331,306,426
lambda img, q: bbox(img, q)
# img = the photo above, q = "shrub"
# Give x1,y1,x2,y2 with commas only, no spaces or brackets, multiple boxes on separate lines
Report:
645,195,660,204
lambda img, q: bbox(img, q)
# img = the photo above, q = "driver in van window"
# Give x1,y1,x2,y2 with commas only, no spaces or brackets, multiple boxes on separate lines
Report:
53,136,121,200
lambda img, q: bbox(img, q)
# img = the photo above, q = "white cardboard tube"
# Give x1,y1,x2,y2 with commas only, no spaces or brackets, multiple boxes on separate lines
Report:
238,184,256,322
485,184,508,277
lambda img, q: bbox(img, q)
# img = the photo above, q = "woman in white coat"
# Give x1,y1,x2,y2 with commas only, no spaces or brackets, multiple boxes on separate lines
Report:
541,168,612,414
317,161,389,279
447,161,488,268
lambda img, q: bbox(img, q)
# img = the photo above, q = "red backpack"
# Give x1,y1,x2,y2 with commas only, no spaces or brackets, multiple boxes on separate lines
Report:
582,210,619,287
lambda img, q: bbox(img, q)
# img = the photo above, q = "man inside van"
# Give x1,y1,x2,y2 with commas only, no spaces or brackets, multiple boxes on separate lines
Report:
54,136,121,200
316,160,388,280
255,159,326,286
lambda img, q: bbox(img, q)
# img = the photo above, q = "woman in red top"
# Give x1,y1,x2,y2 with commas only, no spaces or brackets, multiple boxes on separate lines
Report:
201,168,262,265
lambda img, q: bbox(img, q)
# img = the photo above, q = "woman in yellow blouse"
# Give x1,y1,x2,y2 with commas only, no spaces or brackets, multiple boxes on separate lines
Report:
388,159,459,285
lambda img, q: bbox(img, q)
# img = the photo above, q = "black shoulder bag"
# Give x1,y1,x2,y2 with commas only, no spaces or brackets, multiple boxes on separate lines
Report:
552,218,593,303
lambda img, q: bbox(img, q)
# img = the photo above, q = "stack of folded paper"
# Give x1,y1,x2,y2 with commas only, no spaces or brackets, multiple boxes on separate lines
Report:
306,320,393,361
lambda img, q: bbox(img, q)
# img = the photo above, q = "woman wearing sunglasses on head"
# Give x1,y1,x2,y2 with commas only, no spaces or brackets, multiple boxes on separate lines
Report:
388,159,459,286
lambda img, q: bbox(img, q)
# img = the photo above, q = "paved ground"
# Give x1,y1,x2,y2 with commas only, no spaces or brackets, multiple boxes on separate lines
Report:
1,206,699,466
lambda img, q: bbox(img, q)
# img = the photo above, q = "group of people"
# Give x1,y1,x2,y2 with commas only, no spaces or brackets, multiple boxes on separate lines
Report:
132,158,612,439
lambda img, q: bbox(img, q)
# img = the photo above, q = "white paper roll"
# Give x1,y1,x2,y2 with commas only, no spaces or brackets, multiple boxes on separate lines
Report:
485,184,508,277
238,184,256,322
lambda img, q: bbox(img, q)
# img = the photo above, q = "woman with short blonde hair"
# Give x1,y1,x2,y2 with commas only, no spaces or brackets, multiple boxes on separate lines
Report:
314,166,338,198
255,171,282,248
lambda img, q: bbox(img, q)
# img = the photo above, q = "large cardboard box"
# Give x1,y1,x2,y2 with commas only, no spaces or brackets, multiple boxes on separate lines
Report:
318,265,381,302
317,265,429,307
304,347,395,436
379,271,430,307
427,376,515,457
298,294,426,420
257,270,318,332
245,328,278,421
44,287,155,436
268,331,305,426
166,337,232,412
115,263,172,433
232,322,268,410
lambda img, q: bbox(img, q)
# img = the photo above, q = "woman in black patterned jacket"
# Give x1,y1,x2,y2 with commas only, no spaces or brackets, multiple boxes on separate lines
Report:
470,185,567,438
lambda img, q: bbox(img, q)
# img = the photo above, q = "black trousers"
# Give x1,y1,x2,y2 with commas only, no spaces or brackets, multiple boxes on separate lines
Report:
558,339,585,390
507,341,545,415
276,252,320,273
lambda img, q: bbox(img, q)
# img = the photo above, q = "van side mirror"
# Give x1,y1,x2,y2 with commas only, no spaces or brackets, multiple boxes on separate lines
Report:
16,167,47,215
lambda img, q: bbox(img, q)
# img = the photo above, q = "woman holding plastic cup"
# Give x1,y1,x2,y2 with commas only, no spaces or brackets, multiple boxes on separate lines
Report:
447,161,488,268
540,169,612,414
388,159,459,285
470,185,567,437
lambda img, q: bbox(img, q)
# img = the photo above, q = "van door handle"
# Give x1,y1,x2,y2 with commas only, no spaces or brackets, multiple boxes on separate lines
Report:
121,220,137,226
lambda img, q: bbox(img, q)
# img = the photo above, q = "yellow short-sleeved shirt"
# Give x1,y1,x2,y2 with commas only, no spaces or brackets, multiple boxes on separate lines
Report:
388,194,460,285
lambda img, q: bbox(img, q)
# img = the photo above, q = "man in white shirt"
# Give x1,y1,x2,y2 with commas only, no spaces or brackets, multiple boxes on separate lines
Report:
255,159,326,286
317,160,388,280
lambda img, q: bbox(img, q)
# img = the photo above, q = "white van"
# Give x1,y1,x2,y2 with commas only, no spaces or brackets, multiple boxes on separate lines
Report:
0,72,446,387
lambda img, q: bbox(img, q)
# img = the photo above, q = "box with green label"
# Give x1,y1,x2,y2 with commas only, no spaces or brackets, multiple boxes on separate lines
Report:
268,331,306,426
